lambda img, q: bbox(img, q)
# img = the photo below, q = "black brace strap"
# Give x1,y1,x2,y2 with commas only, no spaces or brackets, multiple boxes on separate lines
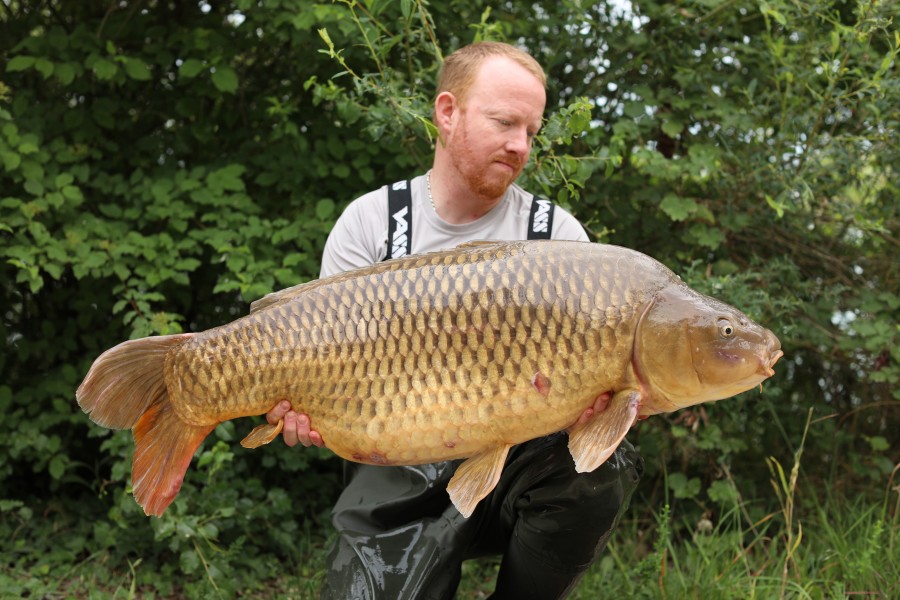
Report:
527,196,554,239
385,180,554,260
386,180,412,260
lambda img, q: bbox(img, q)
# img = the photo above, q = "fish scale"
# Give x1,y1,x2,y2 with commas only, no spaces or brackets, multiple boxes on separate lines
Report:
76,240,782,517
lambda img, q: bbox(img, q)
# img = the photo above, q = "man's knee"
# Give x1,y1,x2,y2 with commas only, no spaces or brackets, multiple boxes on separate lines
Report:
514,440,643,568
580,439,644,504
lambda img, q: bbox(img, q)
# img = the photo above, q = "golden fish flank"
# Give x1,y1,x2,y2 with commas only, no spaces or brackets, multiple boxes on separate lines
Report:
76,240,783,518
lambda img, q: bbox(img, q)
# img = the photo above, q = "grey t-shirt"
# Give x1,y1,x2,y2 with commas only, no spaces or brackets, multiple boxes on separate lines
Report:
320,174,588,277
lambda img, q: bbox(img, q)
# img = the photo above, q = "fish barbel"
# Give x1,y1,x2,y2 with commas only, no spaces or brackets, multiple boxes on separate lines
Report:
76,240,783,517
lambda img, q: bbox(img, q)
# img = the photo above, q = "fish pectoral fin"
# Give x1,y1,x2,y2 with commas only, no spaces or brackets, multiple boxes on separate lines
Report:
567,390,641,473
447,444,512,519
240,419,284,449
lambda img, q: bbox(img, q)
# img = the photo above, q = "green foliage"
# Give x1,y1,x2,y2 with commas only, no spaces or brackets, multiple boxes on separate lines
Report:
1,0,897,596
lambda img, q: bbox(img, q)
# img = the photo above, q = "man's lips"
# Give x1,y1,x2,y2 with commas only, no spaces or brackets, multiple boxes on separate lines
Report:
493,160,521,173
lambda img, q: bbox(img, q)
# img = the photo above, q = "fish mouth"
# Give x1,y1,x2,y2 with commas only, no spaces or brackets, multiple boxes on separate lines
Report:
758,333,783,378
759,350,783,377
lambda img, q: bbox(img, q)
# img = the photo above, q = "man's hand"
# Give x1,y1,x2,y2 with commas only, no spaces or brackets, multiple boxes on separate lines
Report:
569,391,612,431
266,400,326,448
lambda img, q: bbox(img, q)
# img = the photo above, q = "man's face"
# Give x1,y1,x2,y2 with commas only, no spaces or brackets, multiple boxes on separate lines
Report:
446,57,546,200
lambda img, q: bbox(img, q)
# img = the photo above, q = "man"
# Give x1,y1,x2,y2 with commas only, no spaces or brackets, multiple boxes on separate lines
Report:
267,41,643,599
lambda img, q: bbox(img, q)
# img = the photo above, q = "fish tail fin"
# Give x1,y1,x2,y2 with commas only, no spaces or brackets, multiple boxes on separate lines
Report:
76,333,215,516
132,399,216,516
76,334,188,429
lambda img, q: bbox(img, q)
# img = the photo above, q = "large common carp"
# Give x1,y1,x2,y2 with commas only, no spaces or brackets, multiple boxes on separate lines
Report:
77,240,782,518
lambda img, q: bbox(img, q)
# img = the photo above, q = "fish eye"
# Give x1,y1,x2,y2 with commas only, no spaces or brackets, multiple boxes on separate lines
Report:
718,319,735,337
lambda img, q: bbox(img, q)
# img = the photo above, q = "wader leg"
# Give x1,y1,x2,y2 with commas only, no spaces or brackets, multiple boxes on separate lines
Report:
319,461,473,600
478,435,644,600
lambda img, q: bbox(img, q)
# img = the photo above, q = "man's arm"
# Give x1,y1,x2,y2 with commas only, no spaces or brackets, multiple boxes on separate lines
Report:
319,190,390,278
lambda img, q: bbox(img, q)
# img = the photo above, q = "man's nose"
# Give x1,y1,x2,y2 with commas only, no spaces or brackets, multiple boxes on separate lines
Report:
505,127,532,156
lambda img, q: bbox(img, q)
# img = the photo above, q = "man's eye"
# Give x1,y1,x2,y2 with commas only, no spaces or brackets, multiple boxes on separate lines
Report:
497,119,511,127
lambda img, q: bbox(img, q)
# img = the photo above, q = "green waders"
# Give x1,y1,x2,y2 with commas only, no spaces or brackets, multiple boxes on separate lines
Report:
319,432,643,599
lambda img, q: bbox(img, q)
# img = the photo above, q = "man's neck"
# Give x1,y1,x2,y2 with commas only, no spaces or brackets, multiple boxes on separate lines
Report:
427,168,505,225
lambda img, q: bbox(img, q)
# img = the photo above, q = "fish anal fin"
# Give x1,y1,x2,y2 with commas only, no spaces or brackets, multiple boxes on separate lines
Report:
240,419,284,449
447,444,511,518
132,400,216,517
568,390,641,473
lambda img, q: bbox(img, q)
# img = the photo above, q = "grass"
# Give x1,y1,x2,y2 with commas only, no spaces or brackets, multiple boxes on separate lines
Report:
4,480,896,600
571,495,897,600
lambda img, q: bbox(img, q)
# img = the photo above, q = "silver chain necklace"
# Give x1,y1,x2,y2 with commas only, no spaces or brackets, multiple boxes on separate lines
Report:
426,170,437,212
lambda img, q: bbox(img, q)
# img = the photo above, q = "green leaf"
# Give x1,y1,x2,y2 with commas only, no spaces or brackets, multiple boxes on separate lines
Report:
124,57,152,81
315,199,335,220
55,62,76,85
55,173,74,188
179,58,206,78
207,164,246,192
61,185,84,203
661,118,684,137
7,55,36,72
668,473,701,499
660,194,698,222
18,141,39,155
48,455,65,479
765,194,785,218
44,192,66,208
708,480,738,504
211,66,239,93
0,499,24,513
688,223,726,249
624,102,646,119
1,151,21,170
866,436,889,452
175,258,201,271
180,549,200,574
93,58,117,80
24,180,44,196
34,58,54,79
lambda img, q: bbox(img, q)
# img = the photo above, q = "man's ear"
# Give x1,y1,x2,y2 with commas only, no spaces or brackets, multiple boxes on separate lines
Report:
434,91,457,133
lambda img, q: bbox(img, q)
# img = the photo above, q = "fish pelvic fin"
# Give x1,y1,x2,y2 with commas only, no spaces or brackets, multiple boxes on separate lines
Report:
132,399,216,516
76,334,189,429
568,390,641,473
240,419,284,449
447,444,511,518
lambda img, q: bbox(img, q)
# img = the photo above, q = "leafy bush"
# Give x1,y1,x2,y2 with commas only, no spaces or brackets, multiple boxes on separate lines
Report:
1,0,896,596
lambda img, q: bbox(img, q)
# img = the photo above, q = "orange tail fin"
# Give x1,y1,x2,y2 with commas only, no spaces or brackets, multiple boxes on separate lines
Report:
76,334,216,516
77,334,186,429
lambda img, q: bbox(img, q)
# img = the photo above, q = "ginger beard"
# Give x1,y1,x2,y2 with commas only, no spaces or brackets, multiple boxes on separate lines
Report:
447,108,525,201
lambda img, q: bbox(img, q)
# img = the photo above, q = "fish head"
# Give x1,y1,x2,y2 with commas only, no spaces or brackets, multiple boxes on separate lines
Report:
635,286,783,411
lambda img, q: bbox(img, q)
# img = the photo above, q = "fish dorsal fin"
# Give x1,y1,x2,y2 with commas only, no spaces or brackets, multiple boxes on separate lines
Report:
249,280,318,314
447,443,512,518
454,240,504,249
568,390,641,472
